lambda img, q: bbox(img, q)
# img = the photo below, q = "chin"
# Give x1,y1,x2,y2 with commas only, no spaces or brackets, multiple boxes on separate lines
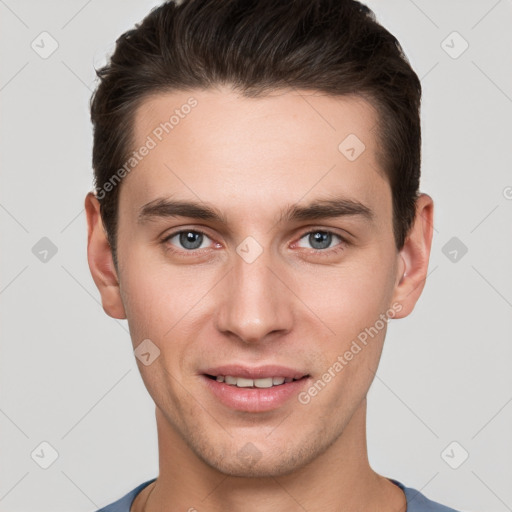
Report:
191,435,330,479
205,455,303,479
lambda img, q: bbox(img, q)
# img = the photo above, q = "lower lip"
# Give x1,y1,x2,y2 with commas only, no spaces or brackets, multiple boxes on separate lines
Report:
201,375,310,412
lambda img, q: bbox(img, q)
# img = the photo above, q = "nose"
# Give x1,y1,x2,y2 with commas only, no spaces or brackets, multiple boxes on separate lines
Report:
214,248,294,345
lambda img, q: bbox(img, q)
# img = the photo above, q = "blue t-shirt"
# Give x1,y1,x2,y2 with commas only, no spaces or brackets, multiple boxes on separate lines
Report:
96,478,461,511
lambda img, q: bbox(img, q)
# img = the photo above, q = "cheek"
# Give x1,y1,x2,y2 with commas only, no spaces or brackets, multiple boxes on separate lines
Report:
119,266,198,410
297,258,396,339
119,256,214,352
292,253,398,397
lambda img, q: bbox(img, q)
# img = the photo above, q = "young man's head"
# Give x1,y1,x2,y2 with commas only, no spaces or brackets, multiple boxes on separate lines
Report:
86,0,433,487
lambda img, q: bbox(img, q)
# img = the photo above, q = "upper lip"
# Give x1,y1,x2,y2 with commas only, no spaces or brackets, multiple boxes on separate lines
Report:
201,365,309,380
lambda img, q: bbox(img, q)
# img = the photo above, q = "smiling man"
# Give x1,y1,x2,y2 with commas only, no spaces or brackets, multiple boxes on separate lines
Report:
85,1,460,511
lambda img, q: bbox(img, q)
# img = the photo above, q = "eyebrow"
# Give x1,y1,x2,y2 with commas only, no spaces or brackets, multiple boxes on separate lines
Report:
282,198,373,223
138,198,226,224
137,197,374,225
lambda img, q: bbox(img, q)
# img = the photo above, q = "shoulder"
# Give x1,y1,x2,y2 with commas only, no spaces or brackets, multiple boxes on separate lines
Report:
390,479,462,512
95,479,157,512
97,477,464,512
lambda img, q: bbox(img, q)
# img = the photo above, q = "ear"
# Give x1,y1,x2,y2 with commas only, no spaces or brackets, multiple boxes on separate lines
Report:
85,191,126,319
391,193,434,318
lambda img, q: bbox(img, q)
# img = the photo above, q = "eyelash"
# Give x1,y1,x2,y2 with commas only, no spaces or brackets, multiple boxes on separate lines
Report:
161,228,348,257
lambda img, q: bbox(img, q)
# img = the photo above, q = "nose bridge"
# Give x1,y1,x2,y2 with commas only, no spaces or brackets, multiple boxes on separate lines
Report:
215,247,292,343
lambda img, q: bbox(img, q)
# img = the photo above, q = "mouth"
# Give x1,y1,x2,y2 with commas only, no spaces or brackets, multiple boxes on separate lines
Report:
200,365,311,412
204,374,308,388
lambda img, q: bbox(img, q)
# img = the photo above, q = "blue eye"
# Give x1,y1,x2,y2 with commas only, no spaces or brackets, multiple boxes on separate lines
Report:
162,229,344,255
166,230,212,250
297,231,342,250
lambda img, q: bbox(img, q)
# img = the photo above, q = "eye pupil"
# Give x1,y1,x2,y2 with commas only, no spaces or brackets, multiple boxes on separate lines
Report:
179,231,203,250
309,231,331,250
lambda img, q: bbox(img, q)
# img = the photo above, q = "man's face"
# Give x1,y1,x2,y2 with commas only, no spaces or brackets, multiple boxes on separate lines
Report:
113,87,403,477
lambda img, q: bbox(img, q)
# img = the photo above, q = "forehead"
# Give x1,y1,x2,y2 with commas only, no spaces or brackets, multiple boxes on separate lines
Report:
121,86,390,223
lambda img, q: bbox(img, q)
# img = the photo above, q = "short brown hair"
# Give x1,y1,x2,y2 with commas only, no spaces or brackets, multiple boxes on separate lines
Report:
90,0,422,267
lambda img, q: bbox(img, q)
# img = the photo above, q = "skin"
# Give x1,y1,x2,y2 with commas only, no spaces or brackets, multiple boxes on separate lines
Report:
85,86,433,512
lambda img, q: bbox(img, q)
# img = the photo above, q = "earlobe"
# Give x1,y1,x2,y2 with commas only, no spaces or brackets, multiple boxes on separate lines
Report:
391,193,434,319
84,192,127,319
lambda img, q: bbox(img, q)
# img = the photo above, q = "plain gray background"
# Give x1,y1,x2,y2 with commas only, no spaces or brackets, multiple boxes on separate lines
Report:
1,1,511,511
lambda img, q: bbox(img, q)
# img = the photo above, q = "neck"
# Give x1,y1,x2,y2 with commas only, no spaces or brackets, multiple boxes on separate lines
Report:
134,399,406,512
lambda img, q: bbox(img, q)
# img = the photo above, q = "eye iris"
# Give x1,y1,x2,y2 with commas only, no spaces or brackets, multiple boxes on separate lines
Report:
309,231,331,250
179,231,203,250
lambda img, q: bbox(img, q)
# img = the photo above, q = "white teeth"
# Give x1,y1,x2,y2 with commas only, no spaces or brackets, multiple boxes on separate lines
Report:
254,378,273,388
214,375,298,388
236,377,254,388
